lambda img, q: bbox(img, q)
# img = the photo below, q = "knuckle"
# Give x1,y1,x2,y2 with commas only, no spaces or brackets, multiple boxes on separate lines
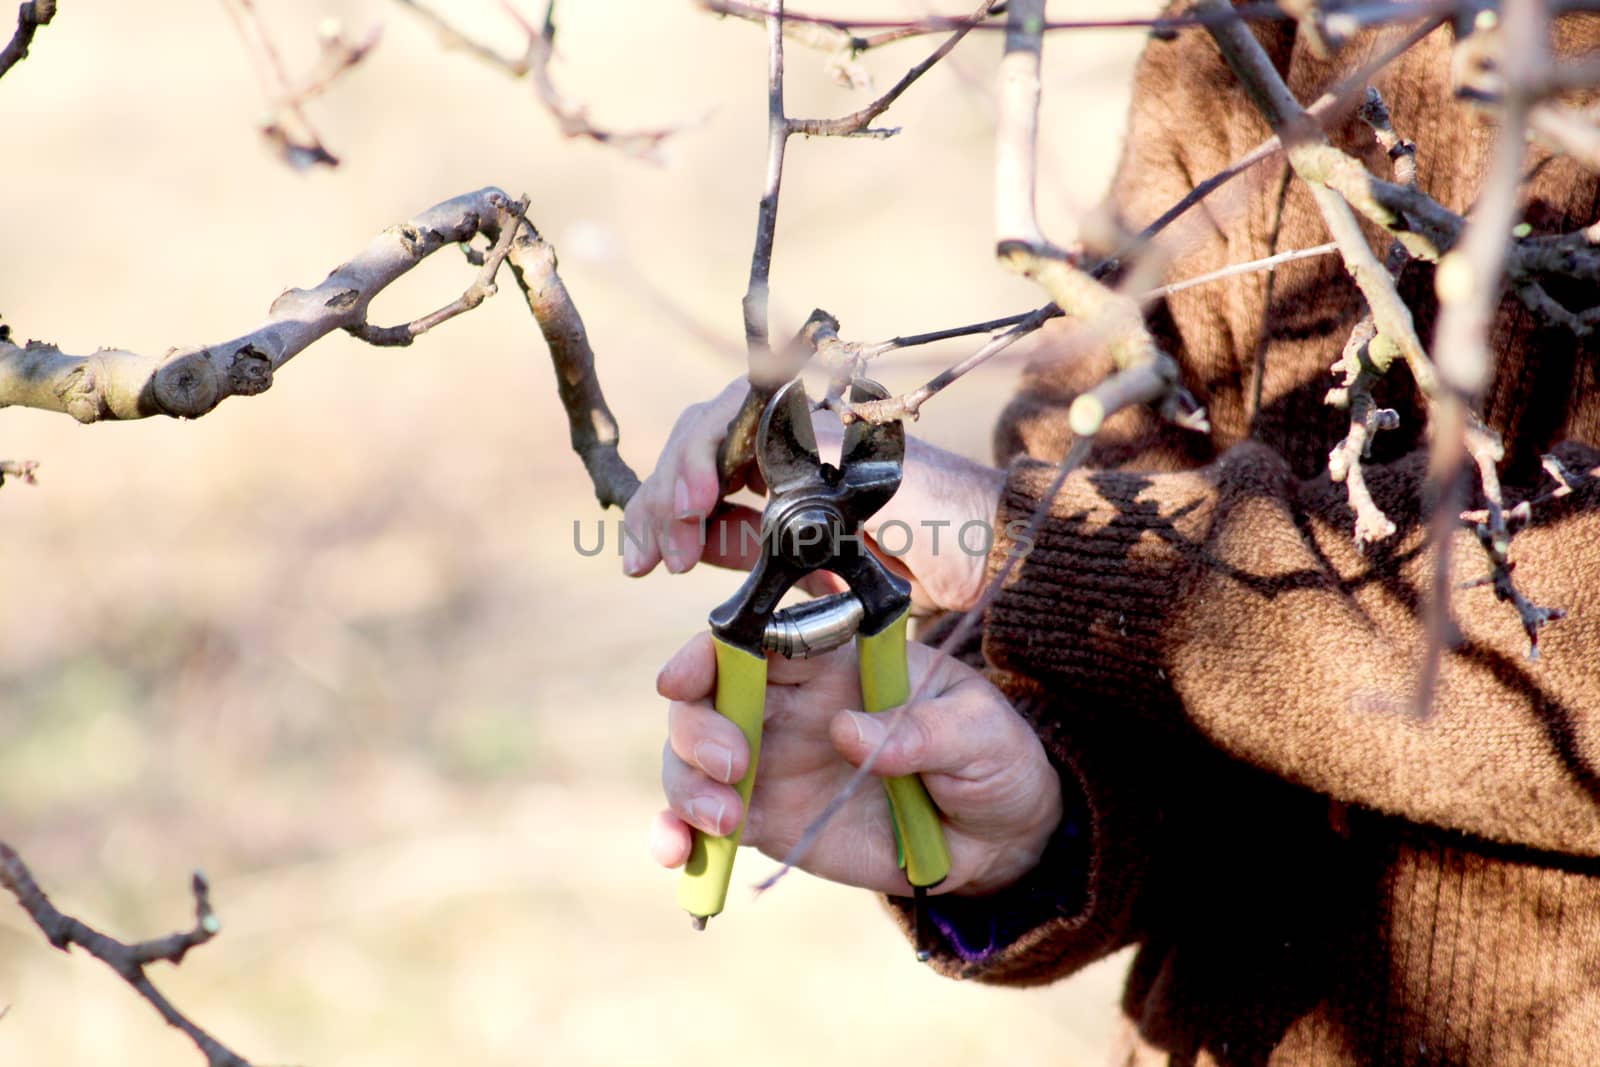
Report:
901,708,937,762
676,401,706,433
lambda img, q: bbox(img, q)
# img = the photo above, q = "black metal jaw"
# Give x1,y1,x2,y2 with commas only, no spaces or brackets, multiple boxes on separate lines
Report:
708,378,911,654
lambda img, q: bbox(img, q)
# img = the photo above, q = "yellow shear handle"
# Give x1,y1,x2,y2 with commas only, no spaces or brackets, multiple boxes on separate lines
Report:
857,608,952,889
677,636,768,921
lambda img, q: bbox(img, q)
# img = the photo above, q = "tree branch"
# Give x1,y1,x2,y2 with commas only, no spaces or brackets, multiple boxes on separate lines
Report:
349,195,530,346
1416,0,1556,704
1530,101,1600,172
1143,241,1341,301
1324,88,1418,548
0,187,640,509
1,842,250,1067
787,0,999,139
1195,0,1569,706
717,1,796,487
0,189,520,421
393,0,682,162
220,0,376,169
1196,0,1440,397
0,0,55,82
504,0,682,160
505,218,641,510
1105,14,1445,269
702,0,1475,39
0,458,38,487
993,0,1048,253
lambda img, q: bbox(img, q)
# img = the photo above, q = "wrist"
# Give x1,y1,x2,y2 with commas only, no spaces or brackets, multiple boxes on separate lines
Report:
893,437,1006,612
956,760,1065,896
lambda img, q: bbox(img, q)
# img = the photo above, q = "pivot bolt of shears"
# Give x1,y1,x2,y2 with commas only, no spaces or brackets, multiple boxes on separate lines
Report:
775,504,841,571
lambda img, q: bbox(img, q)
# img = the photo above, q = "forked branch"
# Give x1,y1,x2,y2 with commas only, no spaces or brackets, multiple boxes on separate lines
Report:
0,187,640,508
1,842,250,1067
393,0,682,161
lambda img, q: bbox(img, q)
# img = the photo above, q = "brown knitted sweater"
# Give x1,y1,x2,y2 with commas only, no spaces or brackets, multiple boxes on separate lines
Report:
899,11,1600,1066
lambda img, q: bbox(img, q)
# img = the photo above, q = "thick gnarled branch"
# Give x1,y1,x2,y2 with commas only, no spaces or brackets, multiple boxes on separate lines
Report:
0,187,640,509
0,189,527,421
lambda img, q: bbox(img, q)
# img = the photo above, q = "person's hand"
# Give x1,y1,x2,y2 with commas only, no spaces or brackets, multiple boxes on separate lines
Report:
649,632,1063,897
621,378,1006,613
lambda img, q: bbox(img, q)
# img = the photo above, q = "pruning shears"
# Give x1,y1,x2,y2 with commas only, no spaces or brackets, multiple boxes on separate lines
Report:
678,376,952,951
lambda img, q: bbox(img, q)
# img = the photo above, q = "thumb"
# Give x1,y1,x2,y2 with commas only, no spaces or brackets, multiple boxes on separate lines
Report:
829,707,938,778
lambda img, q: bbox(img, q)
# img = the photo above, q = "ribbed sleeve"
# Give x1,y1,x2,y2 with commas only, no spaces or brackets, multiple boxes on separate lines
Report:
982,453,1232,705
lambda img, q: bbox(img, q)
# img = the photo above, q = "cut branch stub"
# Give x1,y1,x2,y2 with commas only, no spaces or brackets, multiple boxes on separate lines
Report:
715,309,837,487
999,245,1200,434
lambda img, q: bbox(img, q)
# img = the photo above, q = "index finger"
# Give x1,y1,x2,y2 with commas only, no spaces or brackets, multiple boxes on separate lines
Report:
657,631,716,702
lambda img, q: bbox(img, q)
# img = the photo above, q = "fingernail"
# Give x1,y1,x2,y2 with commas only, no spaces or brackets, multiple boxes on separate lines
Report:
690,796,727,835
851,711,887,749
663,528,694,574
674,477,694,520
694,741,735,784
622,535,643,576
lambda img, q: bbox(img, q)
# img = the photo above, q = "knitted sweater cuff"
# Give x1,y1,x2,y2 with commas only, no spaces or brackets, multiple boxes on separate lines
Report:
913,753,1092,964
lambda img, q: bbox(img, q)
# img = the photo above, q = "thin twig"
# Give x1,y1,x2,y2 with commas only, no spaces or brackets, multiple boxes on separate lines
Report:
861,306,1051,357
349,196,531,345
0,843,249,1067
836,306,1054,424
1142,242,1340,301
220,0,365,169
787,0,999,138
1327,318,1403,545
835,240,1334,426
837,241,1341,426
716,0,794,488
1322,85,1424,548
711,0,1008,57
1530,102,1600,172
393,0,527,71
293,20,382,105
1104,15,1446,269
393,0,683,161
1197,0,1440,399
502,0,682,160
702,0,1480,39
0,458,39,487
0,0,55,80
1417,0,1554,700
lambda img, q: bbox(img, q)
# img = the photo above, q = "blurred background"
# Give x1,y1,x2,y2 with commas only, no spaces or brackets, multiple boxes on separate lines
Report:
0,2,1158,1063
